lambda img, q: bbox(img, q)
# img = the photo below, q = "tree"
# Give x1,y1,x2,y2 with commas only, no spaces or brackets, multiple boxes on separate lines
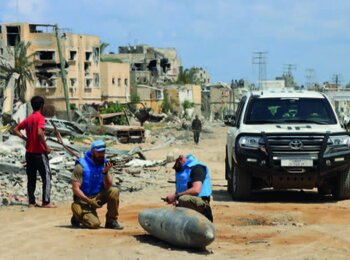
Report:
100,42,110,55
182,99,194,110
161,92,173,113
0,41,34,102
176,66,200,84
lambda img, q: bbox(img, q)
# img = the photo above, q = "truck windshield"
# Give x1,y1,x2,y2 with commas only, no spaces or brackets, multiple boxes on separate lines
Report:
244,97,337,124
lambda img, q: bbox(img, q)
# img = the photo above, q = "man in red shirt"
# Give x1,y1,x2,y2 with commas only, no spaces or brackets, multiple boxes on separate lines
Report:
13,96,55,208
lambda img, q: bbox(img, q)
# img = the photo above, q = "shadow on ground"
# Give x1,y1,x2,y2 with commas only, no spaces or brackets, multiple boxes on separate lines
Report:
212,188,336,204
134,234,213,255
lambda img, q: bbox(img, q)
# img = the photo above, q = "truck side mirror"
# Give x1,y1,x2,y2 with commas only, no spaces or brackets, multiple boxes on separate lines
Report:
224,117,236,127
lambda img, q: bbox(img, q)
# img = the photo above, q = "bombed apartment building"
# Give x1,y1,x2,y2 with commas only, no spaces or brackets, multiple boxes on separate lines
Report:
102,44,181,85
193,67,211,85
0,23,103,113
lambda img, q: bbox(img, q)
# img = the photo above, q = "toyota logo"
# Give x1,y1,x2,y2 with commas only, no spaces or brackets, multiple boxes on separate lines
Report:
289,140,303,150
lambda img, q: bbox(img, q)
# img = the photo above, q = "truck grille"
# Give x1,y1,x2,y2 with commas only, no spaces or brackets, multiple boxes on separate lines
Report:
266,135,324,159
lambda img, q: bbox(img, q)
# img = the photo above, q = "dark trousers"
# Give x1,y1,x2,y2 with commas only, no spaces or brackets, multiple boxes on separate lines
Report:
25,152,52,204
193,130,201,144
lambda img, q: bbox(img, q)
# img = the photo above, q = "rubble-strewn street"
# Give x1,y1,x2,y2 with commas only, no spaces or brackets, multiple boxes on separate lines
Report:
1,125,350,259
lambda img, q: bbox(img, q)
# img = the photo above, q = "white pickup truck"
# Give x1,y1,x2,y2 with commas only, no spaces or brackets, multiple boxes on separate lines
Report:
225,89,350,200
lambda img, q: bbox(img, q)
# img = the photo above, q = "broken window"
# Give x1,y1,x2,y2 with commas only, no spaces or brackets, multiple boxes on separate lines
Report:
70,78,77,87
155,90,162,99
93,47,99,63
85,79,93,88
148,60,157,72
134,63,142,71
118,78,121,86
69,51,77,60
85,52,92,61
6,26,20,46
124,78,128,86
37,51,55,61
112,78,115,85
84,63,90,75
0,48,3,55
94,73,99,87
29,24,54,33
160,58,170,73
35,72,56,88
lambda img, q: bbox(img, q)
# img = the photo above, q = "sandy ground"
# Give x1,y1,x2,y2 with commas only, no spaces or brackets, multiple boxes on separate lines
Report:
2,126,350,259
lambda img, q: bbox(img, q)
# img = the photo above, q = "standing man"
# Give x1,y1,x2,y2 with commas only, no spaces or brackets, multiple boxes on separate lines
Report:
13,96,55,208
165,154,213,222
70,140,123,229
191,115,202,144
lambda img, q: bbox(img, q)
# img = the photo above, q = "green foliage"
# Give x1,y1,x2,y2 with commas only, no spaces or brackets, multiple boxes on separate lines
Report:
161,93,173,113
100,56,123,63
70,103,77,110
100,42,109,55
176,66,200,85
182,99,194,110
100,102,128,125
0,41,35,102
129,92,140,112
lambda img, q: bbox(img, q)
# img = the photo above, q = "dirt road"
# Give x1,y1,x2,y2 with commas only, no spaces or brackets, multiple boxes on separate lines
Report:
1,126,350,259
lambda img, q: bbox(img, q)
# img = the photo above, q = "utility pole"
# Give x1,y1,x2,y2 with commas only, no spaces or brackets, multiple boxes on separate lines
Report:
284,64,297,76
332,74,342,89
305,68,315,89
252,51,268,89
283,64,297,88
54,24,71,121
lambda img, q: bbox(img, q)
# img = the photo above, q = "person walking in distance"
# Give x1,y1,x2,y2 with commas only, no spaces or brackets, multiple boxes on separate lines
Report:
13,96,55,208
70,140,123,229
191,115,202,144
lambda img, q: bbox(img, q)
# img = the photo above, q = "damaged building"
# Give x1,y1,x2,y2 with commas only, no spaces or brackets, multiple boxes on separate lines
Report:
102,44,181,86
0,23,130,115
192,67,211,85
163,84,201,116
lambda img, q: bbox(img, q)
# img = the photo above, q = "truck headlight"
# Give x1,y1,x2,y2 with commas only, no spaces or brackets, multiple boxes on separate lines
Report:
328,135,350,146
239,136,264,149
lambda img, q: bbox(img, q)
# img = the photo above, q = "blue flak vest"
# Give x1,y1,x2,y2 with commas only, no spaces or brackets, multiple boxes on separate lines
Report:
175,154,212,197
77,151,106,198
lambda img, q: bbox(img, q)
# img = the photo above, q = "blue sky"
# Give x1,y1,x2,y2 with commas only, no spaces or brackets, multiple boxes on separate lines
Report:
1,0,349,86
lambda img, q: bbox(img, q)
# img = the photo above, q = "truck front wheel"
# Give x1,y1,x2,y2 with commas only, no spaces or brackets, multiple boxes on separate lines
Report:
332,167,350,200
230,161,251,201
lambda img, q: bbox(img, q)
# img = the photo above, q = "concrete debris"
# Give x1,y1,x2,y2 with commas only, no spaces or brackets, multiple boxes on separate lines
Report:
125,159,167,167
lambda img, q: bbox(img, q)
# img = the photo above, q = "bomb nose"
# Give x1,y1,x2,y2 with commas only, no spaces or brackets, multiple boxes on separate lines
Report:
204,229,215,242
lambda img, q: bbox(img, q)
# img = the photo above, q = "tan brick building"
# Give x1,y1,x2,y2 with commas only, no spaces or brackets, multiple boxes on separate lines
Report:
100,62,130,103
0,23,130,114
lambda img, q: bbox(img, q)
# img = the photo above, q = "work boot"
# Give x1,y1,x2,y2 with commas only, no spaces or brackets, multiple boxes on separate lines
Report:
105,220,124,230
71,216,80,228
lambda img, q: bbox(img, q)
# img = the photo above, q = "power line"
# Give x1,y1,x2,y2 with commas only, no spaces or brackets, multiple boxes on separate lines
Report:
305,68,315,89
332,74,342,88
252,51,268,89
283,64,297,76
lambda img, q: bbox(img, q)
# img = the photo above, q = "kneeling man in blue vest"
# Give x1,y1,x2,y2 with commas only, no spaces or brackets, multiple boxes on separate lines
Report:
165,154,213,222
70,140,123,229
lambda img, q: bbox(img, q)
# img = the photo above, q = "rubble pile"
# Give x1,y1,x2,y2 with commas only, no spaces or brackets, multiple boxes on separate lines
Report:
0,134,170,207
